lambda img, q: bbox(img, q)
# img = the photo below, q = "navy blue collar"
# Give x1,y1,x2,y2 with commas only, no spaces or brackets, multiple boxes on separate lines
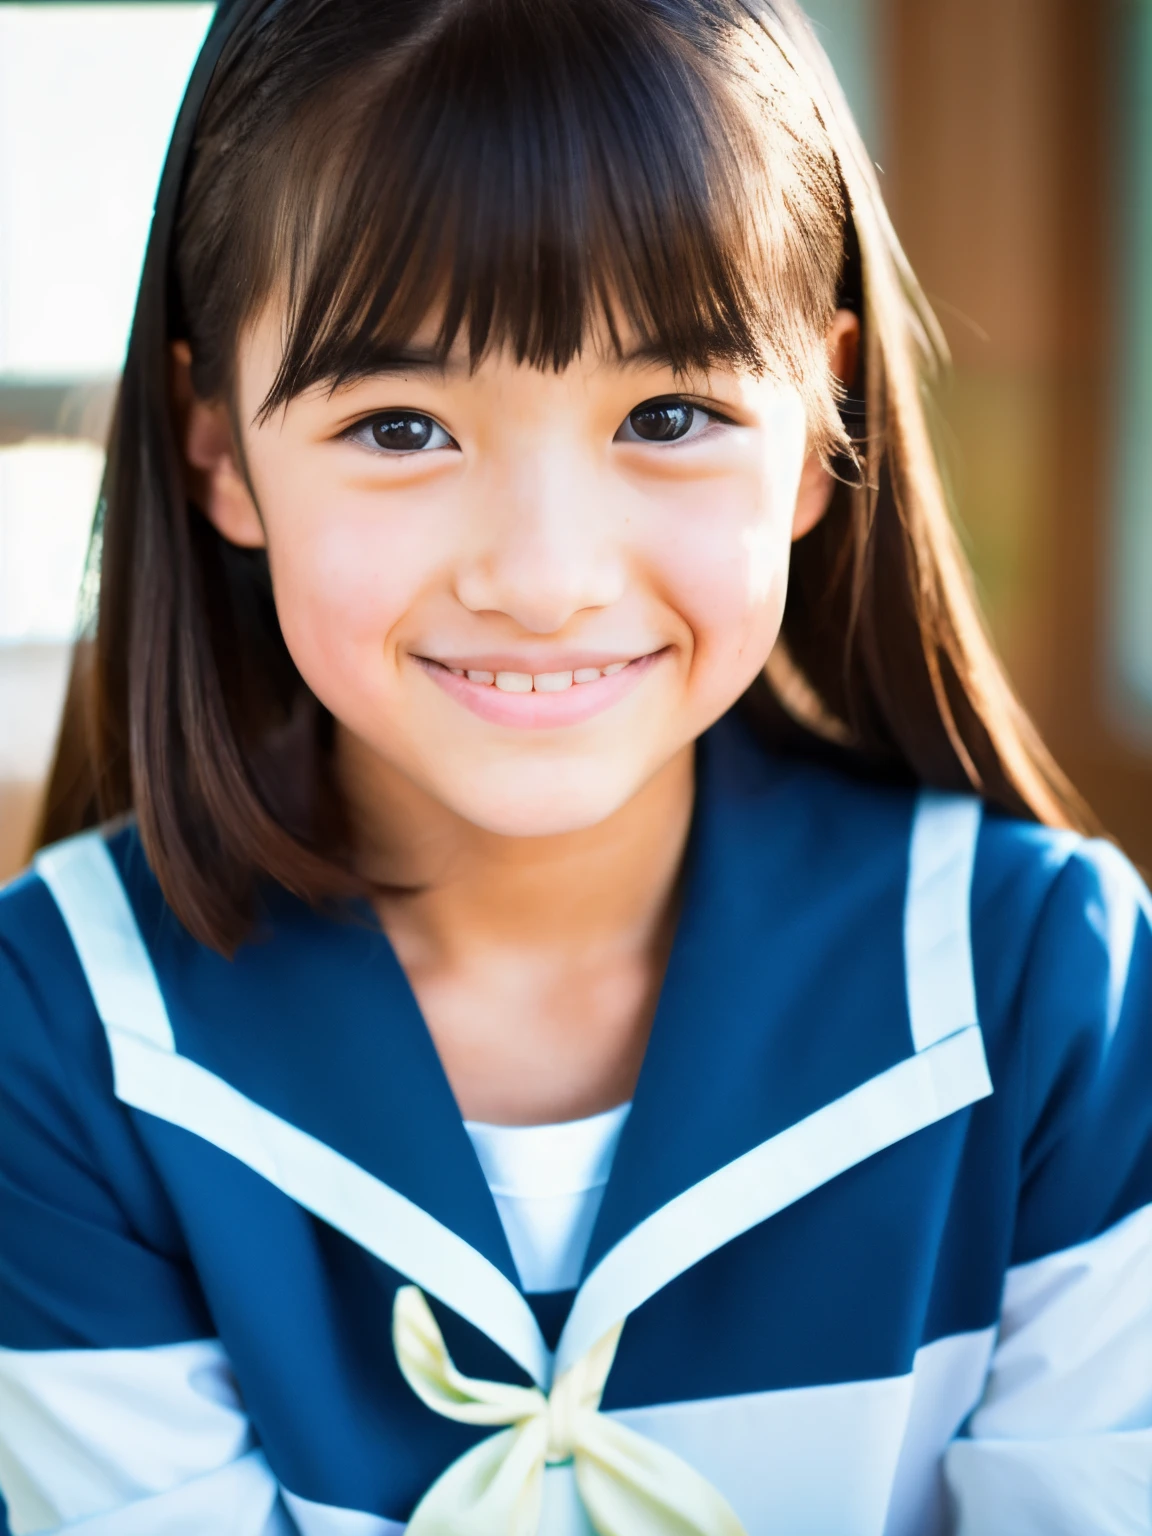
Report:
113,712,918,1290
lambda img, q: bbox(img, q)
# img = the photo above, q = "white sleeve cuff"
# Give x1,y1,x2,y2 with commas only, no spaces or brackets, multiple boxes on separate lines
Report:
0,1339,278,1536
945,1428,1152,1536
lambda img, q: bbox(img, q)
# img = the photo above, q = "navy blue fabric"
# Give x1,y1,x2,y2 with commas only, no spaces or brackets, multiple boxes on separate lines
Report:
138,1121,495,1514
601,1111,978,1408
1006,837,1152,1259
585,720,916,1271
116,836,519,1284
2,712,1151,1520
0,875,214,1350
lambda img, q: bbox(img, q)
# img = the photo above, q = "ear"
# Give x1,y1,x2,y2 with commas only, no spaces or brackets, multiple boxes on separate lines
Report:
170,341,266,549
791,308,862,543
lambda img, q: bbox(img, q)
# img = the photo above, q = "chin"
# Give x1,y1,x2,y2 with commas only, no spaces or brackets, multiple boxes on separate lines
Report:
434,761,643,839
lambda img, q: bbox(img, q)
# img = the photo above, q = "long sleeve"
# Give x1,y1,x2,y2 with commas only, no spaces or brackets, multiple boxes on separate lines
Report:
945,839,1152,1534
0,877,291,1536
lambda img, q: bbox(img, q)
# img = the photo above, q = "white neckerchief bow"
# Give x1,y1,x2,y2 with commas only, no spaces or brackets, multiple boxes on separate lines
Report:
393,1285,748,1535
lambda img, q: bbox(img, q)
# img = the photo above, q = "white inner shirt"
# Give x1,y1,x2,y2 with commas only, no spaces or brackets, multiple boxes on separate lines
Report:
463,1103,632,1293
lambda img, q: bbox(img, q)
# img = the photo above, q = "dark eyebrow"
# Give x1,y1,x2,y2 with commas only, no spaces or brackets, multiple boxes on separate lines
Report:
612,339,728,381
328,345,469,388
365,341,684,374
617,340,681,369
320,338,711,394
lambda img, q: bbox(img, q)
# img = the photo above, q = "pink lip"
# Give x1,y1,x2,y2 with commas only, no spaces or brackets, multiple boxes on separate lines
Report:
415,651,665,729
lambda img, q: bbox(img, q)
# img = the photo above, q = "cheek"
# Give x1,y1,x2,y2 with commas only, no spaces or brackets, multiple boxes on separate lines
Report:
257,478,439,701
684,405,806,668
653,470,798,676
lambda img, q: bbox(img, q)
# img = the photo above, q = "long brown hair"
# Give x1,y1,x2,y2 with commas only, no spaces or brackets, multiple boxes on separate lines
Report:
35,0,1092,952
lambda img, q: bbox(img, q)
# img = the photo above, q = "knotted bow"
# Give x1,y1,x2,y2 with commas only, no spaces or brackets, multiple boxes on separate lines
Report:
393,1285,748,1536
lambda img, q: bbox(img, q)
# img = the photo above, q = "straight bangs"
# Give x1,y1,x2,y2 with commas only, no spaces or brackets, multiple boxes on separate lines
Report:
181,0,849,453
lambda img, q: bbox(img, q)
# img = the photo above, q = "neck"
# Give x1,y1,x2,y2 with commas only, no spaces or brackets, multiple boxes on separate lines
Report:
335,734,695,971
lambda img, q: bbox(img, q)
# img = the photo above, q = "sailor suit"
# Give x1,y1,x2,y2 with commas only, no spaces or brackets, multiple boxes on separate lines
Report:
1,713,1150,1534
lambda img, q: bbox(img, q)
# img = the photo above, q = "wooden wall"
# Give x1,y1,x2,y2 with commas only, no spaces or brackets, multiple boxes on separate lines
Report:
883,0,1152,865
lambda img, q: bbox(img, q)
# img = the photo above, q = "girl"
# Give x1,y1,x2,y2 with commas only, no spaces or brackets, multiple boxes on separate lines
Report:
1,0,1149,1531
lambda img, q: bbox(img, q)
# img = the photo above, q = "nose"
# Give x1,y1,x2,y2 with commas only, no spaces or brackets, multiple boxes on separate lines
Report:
454,451,627,634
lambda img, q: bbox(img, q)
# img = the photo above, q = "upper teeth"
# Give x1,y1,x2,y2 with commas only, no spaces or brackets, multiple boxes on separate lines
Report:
458,664,633,692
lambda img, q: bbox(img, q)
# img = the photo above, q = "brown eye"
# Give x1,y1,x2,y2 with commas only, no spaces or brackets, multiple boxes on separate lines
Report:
370,413,440,451
626,400,695,442
345,411,455,454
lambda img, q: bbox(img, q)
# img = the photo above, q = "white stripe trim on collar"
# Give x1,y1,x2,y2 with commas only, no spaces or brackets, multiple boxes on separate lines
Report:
904,791,982,1051
554,1023,991,1373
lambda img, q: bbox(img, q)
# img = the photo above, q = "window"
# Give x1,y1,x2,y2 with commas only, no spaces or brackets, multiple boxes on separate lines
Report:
1114,0,1152,742
802,0,881,159
0,2,211,858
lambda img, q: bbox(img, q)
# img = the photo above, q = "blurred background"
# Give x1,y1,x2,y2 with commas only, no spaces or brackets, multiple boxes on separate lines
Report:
0,0,1150,880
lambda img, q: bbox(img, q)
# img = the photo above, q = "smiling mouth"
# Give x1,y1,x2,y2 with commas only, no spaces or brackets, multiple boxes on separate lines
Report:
413,648,666,727
426,658,651,693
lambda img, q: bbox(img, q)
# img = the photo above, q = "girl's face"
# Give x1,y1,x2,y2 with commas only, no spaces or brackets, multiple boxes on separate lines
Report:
182,308,856,838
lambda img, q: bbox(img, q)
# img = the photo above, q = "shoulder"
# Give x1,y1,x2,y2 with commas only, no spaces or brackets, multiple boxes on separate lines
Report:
0,824,165,1107
970,812,1150,1041
968,811,1149,1071
972,808,1132,948
965,814,1152,1256
730,711,1151,1028
0,821,194,1171
0,821,155,988
717,715,1150,1075
0,844,95,1059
